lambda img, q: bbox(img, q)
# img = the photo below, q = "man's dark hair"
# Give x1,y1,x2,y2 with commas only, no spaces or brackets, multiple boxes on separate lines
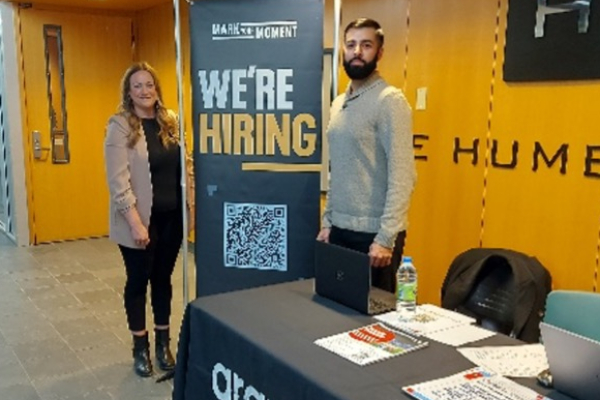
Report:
343,18,384,47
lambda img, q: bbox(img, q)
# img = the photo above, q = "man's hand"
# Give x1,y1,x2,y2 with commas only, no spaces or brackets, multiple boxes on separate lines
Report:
369,242,392,267
316,228,330,243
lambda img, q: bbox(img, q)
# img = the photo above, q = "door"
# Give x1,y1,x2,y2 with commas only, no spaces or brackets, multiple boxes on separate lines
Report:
18,8,133,243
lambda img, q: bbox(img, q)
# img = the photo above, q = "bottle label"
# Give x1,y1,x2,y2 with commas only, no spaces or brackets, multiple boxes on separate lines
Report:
397,282,417,302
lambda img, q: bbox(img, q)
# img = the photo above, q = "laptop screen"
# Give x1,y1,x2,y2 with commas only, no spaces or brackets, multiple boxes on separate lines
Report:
540,322,600,400
314,241,395,315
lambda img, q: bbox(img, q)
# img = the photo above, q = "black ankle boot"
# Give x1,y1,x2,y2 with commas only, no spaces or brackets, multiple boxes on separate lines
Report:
155,328,175,371
132,333,153,377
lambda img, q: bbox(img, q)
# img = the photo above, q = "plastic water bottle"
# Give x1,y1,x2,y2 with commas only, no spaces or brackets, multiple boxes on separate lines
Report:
396,256,417,314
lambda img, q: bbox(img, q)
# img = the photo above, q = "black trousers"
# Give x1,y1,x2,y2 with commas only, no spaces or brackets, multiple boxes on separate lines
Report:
329,226,406,294
119,208,183,332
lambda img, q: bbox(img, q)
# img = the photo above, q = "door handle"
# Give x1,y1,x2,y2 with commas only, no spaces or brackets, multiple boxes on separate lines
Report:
32,130,50,160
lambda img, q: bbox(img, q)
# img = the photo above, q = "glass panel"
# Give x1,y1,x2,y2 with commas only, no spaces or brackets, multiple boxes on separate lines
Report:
320,49,333,192
0,19,11,235
0,93,6,232
44,25,69,163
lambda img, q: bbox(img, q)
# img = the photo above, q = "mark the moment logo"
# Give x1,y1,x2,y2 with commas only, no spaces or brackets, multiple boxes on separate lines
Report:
211,21,298,41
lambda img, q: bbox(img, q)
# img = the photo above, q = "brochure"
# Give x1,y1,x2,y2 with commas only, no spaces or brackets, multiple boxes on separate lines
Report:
314,322,428,366
403,367,551,400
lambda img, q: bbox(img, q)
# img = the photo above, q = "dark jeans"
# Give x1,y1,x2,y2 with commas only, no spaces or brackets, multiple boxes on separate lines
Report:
329,226,406,294
119,208,183,332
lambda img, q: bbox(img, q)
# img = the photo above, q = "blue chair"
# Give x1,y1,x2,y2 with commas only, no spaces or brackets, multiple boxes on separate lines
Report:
543,290,600,342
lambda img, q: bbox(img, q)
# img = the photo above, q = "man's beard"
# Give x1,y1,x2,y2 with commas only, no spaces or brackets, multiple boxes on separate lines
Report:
343,57,377,80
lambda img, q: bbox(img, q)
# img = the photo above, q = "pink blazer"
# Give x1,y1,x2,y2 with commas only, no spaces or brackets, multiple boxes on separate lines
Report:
104,114,154,249
104,113,194,249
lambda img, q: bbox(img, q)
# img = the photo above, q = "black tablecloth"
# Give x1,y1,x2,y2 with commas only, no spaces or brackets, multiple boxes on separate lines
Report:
173,279,572,400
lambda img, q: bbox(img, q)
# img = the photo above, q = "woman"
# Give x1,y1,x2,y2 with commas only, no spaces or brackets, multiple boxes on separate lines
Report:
104,62,193,377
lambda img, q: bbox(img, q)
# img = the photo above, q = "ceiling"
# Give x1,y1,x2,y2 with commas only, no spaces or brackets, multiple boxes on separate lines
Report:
19,0,173,12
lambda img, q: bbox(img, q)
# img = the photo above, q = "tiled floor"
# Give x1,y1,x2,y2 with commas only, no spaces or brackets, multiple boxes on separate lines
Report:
0,233,195,400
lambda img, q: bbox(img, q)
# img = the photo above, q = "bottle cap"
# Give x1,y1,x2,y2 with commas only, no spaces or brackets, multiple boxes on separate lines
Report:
402,255,412,263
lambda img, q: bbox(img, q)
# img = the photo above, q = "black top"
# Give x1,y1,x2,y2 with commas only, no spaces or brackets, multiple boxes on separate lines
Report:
142,118,181,212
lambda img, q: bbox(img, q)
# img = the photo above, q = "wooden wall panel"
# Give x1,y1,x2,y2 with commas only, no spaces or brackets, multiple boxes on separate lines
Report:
134,2,177,109
403,0,498,304
483,0,600,291
595,262,600,293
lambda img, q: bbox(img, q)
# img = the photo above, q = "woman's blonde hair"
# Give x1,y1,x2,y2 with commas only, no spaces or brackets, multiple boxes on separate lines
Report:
118,62,178,148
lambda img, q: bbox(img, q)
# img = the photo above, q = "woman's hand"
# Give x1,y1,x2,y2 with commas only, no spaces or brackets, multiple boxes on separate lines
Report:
123,208,149,248
130,223,150,248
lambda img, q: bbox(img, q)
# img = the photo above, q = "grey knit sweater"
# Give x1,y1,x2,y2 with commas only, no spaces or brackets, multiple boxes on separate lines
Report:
322,72,416,248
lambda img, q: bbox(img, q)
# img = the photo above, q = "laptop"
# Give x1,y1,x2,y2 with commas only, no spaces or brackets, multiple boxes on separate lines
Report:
314,241,396,315
540,322,600,400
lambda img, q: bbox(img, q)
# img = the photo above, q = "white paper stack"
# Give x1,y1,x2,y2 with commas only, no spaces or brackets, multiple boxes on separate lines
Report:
375,304,495,346
457,344,549,378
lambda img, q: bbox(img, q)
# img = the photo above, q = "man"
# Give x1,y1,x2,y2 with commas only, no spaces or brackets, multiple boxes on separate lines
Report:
317,18,416,293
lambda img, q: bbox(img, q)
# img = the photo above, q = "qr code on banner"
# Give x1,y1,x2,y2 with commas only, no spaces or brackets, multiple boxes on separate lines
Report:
223,203,287,271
